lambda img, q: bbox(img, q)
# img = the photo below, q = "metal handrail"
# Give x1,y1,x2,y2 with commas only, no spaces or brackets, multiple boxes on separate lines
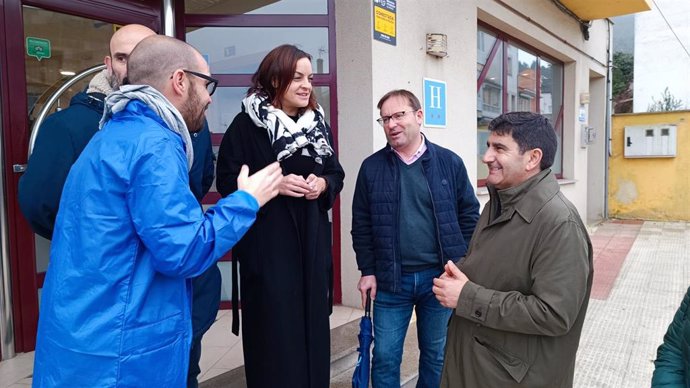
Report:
28,64,106,158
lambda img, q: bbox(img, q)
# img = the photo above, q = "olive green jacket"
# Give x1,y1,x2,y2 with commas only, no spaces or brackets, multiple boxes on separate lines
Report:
441,169,593,388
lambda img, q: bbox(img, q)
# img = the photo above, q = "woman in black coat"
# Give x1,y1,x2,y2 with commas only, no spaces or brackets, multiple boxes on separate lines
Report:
216,44,344,388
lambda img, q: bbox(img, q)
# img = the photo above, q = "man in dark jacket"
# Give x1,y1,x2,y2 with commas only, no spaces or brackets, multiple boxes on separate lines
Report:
19,23,155,239
186,121,222,388
352,89,479,388
18,25,220,388
433,112,593,388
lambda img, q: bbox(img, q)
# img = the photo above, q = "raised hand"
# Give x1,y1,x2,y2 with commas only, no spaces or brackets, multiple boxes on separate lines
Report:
237,162,282,207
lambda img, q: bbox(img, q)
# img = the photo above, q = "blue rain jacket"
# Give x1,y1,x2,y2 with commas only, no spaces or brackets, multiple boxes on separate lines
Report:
32,100,259,388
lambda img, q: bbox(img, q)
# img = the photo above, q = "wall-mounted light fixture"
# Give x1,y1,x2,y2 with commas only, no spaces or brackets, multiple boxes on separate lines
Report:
426,33,447,58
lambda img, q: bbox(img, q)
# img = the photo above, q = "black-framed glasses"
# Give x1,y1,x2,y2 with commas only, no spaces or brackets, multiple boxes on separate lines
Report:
183,69,218,96
376,110,414,126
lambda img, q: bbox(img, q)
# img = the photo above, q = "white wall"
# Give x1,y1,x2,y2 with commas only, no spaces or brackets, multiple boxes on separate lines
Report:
633,0,690,112
335,0,609,308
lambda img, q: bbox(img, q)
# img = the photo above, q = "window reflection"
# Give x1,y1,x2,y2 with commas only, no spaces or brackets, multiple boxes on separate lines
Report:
540,59,563,125
206,87,246,134
507,45,537,112
477,29,502,182
186,27,329,74
541,59,563,175
185,0,327,15
23,7,111,118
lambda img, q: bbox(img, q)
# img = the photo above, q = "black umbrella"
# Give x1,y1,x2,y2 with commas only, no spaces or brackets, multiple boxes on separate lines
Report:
352,290,374,388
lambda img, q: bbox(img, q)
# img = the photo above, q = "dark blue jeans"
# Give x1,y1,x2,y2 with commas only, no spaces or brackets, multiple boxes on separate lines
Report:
371,267,451,388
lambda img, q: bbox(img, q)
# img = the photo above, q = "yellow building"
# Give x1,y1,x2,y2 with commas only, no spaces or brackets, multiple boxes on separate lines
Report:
610,111,690,220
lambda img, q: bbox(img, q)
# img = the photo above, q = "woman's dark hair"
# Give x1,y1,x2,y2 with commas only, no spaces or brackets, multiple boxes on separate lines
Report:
248,44,317,112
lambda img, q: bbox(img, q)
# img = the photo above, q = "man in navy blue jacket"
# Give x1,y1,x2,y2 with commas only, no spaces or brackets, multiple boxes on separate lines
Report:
352,89,479,388
186,121,222,388
19,23,155,238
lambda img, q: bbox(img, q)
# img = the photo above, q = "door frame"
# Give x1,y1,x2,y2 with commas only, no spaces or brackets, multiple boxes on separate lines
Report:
0,0,161,353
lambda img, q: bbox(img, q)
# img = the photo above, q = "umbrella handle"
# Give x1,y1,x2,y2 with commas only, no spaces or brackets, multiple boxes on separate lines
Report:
365,289,372,317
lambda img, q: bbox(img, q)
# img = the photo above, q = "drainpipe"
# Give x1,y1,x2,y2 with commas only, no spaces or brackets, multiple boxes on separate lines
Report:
162,0,175,37
604,19,613,220
0,107,16,359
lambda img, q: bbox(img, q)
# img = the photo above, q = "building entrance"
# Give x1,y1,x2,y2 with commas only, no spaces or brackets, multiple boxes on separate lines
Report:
0,0,160,357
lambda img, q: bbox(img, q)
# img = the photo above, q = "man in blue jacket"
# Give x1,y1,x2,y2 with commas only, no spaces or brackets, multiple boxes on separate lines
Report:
20,25,222,387
31,35,282,388
352,89,480,388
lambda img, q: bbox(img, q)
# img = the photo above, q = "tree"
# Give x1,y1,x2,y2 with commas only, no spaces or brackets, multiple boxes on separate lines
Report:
612,52,633,97
647,87,685,112
612,51,634,113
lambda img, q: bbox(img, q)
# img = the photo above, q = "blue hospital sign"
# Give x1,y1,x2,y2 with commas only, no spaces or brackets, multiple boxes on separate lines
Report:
423,78,446,128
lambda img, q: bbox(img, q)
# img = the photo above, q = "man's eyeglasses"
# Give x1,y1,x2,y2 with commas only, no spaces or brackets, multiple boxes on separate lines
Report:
182,69,218,96
376,110,414,126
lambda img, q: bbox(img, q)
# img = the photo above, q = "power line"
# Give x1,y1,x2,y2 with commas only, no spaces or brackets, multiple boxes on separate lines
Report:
651,0,690,60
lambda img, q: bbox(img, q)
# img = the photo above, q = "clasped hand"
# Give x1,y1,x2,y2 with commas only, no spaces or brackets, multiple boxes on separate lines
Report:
280,173,326,200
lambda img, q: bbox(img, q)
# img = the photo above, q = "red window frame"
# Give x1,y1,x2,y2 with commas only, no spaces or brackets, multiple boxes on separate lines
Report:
476,21,564,187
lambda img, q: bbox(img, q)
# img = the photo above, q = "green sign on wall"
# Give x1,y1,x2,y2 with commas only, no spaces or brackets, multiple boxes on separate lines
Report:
26,37,51,61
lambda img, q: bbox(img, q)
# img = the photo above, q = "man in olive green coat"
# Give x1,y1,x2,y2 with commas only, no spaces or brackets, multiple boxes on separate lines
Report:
433,112,593,388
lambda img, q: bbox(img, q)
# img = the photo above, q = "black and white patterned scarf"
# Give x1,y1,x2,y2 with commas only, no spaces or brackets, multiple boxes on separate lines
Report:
242,93,334,164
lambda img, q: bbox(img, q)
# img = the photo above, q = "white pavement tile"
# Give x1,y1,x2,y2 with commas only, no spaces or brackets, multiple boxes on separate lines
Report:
0,352,33,388
200,367,233,382
211,342,245,370
198,344,233,377
574,221,690,388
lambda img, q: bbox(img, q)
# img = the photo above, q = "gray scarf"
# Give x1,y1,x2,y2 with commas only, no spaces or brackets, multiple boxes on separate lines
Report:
100,84,193,170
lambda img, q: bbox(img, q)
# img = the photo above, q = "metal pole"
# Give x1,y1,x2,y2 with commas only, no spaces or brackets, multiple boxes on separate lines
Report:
162,0,175,37
604,19,613,220
0,87,16,359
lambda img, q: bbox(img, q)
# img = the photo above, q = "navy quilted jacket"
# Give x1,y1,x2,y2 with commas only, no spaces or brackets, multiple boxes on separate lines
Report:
351,139,480,293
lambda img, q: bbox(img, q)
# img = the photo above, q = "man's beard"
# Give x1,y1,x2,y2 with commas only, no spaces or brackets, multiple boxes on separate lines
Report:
107,71,121,90
182,87,206,132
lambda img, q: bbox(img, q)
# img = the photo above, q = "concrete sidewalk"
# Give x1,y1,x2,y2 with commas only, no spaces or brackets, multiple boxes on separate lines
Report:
574,220,690,387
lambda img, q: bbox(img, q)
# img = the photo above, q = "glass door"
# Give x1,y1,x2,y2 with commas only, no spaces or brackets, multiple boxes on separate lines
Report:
23,6,116,308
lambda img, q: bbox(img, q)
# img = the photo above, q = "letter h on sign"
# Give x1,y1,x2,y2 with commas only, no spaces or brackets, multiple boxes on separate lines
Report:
423,78,446,128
